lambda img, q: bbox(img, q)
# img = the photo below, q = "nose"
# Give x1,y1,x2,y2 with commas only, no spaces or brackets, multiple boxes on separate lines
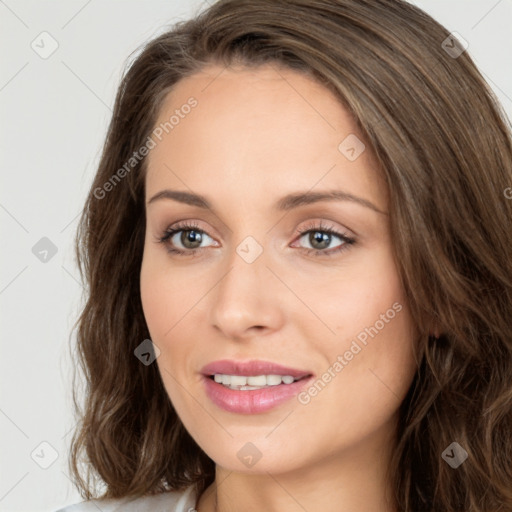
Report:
209,245,286,341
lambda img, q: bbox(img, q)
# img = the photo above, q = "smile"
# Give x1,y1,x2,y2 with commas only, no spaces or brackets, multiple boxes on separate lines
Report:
201,360,314,414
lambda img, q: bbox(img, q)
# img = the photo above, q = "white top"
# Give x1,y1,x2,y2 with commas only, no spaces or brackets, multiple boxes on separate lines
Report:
54,484,198,512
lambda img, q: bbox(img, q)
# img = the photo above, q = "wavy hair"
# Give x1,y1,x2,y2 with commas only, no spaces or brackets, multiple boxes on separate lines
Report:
68,1,512,510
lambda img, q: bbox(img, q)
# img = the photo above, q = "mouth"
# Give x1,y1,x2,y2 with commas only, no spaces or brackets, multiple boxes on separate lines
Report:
201,359,313,383
200,360,314,413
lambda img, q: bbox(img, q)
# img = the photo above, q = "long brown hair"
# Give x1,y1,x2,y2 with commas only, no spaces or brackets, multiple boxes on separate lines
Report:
69,1,512,510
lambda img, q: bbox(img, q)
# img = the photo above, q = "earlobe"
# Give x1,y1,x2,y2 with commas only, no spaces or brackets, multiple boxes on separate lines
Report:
428,321,441,340
428,319,443,340
429,328,441,340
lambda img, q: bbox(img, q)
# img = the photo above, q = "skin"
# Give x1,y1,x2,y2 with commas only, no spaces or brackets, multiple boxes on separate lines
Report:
140,63,418,512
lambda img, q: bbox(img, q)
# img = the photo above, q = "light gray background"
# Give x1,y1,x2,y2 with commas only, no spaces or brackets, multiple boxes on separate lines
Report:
1,1,511,511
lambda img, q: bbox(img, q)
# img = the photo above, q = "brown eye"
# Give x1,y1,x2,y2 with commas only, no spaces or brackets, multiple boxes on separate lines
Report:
158,222,216,256
178,229,204,249
294,220,356,257
304,231,337,250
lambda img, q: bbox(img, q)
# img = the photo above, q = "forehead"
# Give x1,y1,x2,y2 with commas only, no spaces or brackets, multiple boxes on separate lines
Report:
145,63,387,212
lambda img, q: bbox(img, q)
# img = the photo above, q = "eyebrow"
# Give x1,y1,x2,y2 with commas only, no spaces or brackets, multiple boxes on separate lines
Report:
147,189,386,215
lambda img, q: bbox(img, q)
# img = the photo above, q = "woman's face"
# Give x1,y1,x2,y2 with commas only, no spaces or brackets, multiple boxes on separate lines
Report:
140,63,418,475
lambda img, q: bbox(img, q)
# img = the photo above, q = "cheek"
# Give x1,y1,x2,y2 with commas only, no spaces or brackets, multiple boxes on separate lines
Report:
308,246,408,339
140,265,168,340
140,250,205,396
140,250,200,338
315,248,416,400
298,302,415,453
140,260,191,406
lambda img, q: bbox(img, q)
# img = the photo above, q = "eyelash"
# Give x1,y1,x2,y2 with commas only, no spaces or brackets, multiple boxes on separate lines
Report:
156,220,356,258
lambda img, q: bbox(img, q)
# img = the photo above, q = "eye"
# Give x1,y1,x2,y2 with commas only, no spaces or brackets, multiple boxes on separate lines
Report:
293,220,356,257
157,221,216,256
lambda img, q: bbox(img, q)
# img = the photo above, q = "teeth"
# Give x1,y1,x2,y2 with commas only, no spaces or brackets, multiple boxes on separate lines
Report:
212,374,300,389
247,375,267,386
230,375,247,386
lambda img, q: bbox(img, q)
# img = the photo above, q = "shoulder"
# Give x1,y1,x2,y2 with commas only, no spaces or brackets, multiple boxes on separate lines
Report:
54,485,197,512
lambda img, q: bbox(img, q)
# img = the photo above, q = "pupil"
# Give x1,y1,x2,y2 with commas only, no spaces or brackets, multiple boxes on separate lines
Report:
182,230,202,249
310,231,330,250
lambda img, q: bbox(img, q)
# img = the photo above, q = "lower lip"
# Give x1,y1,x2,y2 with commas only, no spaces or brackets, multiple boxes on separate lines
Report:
202,375,313,414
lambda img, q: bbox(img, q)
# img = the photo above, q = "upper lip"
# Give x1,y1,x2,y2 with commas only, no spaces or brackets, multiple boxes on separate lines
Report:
201,359,313,379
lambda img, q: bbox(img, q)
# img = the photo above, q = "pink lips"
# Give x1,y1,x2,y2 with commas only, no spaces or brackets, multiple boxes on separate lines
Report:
201,359,314,414
201,359,312,379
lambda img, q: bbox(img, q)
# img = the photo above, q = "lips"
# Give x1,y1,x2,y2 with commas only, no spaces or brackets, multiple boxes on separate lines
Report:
201,359,313,379
199,359,314,414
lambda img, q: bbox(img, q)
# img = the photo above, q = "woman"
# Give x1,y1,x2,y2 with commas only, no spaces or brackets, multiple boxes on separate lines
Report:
58,0,512,511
